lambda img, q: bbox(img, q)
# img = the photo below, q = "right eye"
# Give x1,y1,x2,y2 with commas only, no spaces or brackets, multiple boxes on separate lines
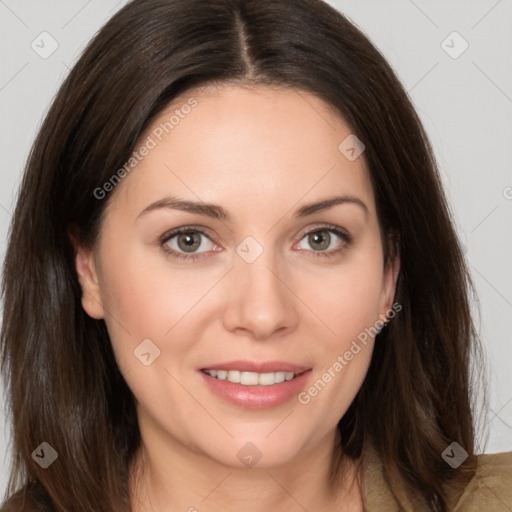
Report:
161,227,220,261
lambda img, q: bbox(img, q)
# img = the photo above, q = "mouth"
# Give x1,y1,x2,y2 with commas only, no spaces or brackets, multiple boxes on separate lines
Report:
198,361,312,409
201,369,304,386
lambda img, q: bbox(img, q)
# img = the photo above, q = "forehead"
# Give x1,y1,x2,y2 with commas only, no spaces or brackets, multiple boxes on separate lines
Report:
106,84,375,220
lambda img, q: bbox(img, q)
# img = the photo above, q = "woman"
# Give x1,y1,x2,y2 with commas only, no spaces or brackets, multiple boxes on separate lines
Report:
1,0,510,510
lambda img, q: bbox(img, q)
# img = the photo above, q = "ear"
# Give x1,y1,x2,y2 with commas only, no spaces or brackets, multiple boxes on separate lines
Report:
379,234,400,318
68,228,105,320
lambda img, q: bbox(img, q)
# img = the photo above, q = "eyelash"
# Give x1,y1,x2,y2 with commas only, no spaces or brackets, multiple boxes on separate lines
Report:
159,224,352,262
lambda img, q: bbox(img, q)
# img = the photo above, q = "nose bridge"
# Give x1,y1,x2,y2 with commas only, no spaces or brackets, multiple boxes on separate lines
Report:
222,235,298,338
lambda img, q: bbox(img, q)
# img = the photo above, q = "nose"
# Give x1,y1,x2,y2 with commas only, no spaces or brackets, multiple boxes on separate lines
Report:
221,247,299,341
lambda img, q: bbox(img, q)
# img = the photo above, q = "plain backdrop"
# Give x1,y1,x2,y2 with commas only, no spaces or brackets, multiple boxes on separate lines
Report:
1,0,511,496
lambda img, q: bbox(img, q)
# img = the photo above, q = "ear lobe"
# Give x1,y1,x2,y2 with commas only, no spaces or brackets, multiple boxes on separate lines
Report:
384,252,400,309
68,228,105,320
380,238,401,316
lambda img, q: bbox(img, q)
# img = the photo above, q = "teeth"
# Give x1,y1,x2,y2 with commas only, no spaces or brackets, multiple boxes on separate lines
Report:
203,369,297,385
227,370,241,383
241,372,259,385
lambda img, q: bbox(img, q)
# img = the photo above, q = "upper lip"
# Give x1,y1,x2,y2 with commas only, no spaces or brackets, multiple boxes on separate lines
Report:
200,360,311,374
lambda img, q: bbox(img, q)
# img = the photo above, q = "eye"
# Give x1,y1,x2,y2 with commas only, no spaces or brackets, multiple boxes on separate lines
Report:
161,227,219,261
295,226,351,257
160,224,351,262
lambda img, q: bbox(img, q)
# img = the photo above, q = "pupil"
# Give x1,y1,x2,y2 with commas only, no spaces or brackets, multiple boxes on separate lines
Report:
178,232,200,252
309,231,330,251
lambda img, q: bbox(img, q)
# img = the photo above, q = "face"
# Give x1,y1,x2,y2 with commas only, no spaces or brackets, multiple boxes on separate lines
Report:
75,84,399,470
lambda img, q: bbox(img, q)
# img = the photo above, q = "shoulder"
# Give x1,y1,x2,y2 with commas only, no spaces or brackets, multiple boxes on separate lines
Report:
452,451,512,512
362,445,512,512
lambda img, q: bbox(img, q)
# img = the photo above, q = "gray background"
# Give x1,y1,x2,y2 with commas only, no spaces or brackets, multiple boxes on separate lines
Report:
1,0,511,496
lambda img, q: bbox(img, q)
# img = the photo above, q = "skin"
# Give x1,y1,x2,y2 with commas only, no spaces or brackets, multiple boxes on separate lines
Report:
74,84,399,511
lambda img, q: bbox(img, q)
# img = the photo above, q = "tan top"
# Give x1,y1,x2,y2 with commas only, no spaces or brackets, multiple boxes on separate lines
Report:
362,446,512,511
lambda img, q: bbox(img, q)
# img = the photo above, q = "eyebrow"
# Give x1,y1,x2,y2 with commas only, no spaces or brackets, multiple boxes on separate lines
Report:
136,194,368,221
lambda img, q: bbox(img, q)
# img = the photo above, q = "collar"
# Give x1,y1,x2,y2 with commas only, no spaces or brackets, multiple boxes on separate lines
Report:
361,444,431,511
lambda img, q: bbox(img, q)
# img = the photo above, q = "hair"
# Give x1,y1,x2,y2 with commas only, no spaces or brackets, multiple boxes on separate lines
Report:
1,0,486,510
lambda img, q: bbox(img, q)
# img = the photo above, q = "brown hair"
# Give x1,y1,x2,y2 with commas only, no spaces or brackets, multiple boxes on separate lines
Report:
1,0,486,510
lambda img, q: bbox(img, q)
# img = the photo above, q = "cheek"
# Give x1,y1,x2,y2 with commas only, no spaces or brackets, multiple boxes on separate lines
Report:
98,238,222,331
301,255,385,346
95,239,225,374
293,254,383,409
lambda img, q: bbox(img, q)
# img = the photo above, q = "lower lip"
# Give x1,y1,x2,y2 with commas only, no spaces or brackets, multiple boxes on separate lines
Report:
199,370,312,410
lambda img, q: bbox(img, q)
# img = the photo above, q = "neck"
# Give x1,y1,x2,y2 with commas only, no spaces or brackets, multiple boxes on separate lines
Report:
129,415,364,512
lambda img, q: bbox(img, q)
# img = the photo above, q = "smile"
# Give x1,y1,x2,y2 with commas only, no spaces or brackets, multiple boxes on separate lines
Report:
199,367,312,409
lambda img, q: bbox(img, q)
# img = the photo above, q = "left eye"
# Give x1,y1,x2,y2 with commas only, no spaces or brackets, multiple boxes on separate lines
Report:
296,228,348,253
